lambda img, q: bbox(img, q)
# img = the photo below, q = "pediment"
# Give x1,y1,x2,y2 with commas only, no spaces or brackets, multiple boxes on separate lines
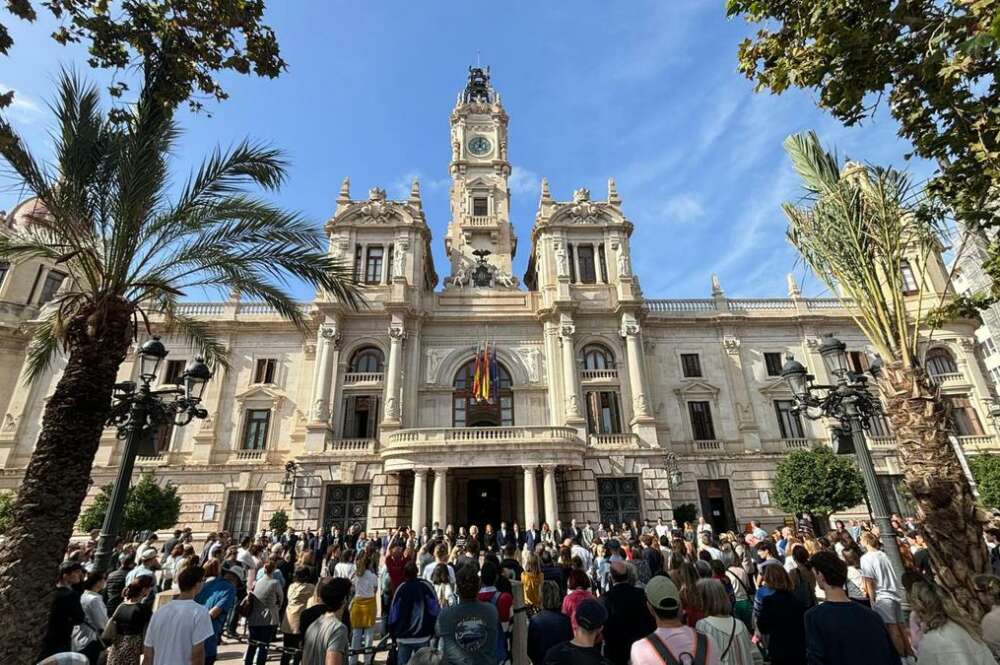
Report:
673,380,721,398
758,377,794,397
234,384,287,407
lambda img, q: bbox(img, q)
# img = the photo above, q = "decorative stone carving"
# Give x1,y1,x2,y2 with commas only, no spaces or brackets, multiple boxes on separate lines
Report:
311,398,328,423
360,188,394,224
392,239,408,277
566,393,580,413
425,347,451,384
573,187,590,202
303,342,316,359
330,237,350,260
634,394,650,414
516,346,541,383
495,270,518,288
560,321,576,338
340,461,357,482
617,249,631,277
960,337,976,351
620,321,640,338
388,326,407,342
805,337,821,350
385,396,399,419
445,267,469,289
319,324,341,349
2,413,17,431
723,337,741,355
711,273,724,297
554,242,568,277
570,199,603,224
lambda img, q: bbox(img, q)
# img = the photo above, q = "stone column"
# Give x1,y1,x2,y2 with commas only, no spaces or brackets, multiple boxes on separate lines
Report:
412,468,428,531
432,468,449,527
523,466,539,529
542,465,558,526
621,316,652,420
383,322,406,425
559,319,582,421
310,323,340,423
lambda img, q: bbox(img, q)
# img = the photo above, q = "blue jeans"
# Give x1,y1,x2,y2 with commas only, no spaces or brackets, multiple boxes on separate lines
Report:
244,624,277,665
396,639,430,665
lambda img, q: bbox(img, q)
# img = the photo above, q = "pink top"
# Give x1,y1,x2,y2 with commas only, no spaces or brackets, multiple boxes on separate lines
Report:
630,626,723,665
561,588,595,631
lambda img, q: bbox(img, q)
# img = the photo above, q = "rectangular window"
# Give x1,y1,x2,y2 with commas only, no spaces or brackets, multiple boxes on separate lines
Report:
38,270,66,305
163,359,186,385
868,413,892,438
774,399,805,439
586,391,622,435
598,243,608,283
500,395,514,427
986,338,997,356
254,358,277,384
680,353,702,378
453,397,466,427
364,246,384,284
386,242,394,281
577,244,597,284
688,401,716,440
242,409,271,450
568,244,577,283
947,396,985,436
224,490,262,541
764,352,784,377
900,260,919,294
153,422,174,454
354,245,363,282
472,197,489,216
342,395,381,439
848,351,870,375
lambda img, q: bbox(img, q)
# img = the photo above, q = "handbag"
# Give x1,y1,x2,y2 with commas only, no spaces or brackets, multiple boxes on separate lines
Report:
237,592,255,618
100,607,120,644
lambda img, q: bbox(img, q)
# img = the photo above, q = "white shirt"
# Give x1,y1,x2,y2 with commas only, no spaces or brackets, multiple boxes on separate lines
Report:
333,562,354,579
237,547,256,570
697,522,714,534
72,590,108,651
860,549,902,602
143,598,214,665
351,570,377,599
702,545,723,561
917,621,995,665
422,561,456,586
655,525,670,538
571,544,592,569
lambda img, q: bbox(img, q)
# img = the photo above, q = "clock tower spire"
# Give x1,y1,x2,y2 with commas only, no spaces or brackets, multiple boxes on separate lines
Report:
444,66,518,289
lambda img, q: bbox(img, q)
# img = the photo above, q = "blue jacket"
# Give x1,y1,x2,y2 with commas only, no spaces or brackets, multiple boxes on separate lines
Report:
388,578,440,640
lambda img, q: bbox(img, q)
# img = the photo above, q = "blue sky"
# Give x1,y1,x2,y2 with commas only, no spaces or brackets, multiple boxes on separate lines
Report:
0,2,935,300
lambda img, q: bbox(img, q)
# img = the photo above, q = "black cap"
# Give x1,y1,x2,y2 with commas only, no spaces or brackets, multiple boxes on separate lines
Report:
574,598,608,630
59,560,84,575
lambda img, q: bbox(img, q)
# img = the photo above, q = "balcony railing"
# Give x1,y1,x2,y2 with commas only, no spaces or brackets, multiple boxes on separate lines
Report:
728,299,795,311
929,372,965,387
386,425,580,447
135,454,166,464
870,436,897,448
589,433,640,449
693,439,723,452
644,297,854,315
233,449,266,462
344,372,384,385
581,368,618,382
781,438,811,450
466,215,498,227
646,299,716,313
958,435,999,451
325,438,377,454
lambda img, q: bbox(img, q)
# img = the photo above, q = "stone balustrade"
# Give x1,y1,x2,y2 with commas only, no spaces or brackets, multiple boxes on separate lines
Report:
644,297,854,316
580,368,618,382
232,449,266,462
693,439,724,452
780,438,812,450
958,435,1000,452
589,432,640,449
869,436,897,449
930,372,965,387
324,438,377,454
343,372,384,385
466,215,497,227
646,299,716,313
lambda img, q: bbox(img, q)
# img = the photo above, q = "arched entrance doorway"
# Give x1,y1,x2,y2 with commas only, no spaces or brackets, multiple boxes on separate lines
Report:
451,358,514,427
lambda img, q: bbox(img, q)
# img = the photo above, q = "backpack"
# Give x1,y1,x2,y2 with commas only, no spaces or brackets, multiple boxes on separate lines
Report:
644,631,708,665
488,590,510,663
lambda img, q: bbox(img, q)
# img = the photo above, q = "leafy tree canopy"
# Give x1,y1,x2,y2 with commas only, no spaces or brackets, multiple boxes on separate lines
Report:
728,0,1000,315
0,492,13,534
970,454,1000,510
1,0,286,113
672,502,698,526
77,473,180,534
773,446,866,517
269,508,288,536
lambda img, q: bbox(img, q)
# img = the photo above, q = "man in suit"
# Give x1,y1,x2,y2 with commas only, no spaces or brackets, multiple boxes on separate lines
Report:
581,520,595,548
525,523,540,552
601,560,657,665
553,519,565,544
497,521,514,549
567,518,582,544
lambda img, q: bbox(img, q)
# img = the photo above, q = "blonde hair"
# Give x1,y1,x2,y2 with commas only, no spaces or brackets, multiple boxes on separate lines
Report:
910,582,982,641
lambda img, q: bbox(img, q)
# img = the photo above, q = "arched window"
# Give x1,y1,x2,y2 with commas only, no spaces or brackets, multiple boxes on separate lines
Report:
925,347,958,377
453,359,514,427
350,347,384,373
582,344,615,370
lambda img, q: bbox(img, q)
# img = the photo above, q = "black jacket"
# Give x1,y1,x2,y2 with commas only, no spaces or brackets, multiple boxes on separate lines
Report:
757,590,806,665
601,583,656,665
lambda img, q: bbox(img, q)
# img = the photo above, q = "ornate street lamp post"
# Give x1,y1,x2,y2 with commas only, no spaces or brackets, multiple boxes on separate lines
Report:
93,337,212,574
781,334,905,579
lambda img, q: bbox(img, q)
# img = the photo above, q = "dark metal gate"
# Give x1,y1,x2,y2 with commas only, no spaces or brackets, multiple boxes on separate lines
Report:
323,483,370,533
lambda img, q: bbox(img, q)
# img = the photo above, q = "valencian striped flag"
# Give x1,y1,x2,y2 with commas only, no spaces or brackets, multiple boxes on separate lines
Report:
472,339,499,403
472,341,483,400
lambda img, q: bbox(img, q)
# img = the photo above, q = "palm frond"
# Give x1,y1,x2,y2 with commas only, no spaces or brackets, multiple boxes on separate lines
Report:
156,303,230,371
20,310,61,384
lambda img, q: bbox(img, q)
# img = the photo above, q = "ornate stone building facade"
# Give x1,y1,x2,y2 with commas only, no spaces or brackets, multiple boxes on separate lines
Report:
0,68,996,538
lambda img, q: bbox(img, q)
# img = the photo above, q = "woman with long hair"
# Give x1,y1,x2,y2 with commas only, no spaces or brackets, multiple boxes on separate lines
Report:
432,562,456,609
671,561,704,627
843,548,870,606
755,565,806,665
695,578,755,665
244,558,284,665
910,581,994,664
280,566,315,665
560,568,595,631
787,544,817,609
349,552,378,665
521,553,543,608
105,577,154,665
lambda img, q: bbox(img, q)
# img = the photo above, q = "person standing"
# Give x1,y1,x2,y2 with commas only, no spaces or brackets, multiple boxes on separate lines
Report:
104,578,154,665
38,561,86,661
388,561,440,664
72,572,108,665
601,561,656,665
244,558,285,665
142,565,214,665
694,579,754,665
348,553,378,664
909,581,995,665
195,560,240,665
804,551,897,665
542,598,611,664
755,565,806,665
528,581,573,665
629,576,721,665
859,532,908,658
104,553,135,615
436,564,498,665
301,578,351,665
280,566,316,665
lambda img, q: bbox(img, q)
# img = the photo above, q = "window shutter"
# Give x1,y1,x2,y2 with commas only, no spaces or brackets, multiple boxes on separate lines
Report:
368,396,381,439
598,243,608,283
387,243,395,281
568,244,577,283
342,396,356,438
585,392,600,435
610,392,622,434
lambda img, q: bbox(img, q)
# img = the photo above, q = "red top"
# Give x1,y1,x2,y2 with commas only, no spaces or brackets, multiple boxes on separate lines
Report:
478,588,512,622
385,555,407,592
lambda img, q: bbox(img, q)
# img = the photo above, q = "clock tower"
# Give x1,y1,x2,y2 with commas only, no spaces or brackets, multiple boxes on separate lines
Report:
444,67,518,289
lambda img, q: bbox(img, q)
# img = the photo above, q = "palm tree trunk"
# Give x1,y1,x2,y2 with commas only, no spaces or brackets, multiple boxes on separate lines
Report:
0,302,131,663
879,362,992,622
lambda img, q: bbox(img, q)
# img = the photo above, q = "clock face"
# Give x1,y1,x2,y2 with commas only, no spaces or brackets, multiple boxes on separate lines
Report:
467,135,492,156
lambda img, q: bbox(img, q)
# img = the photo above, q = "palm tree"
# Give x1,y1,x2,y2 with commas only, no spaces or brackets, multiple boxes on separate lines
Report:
0,72,360,661
782,131,990,622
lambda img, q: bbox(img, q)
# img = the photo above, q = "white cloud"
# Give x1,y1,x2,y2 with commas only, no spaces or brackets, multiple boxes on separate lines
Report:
390,171,450,200
508,166,540,196
0,84,43,124
660,193,705,223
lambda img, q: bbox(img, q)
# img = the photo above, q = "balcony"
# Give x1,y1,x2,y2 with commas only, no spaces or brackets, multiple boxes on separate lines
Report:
466,215,498,228
958,435,999,452
692,439,724,452
381,425,585,471
929,372,966,388
589,433,641,449
134,454,167,465
325,438,377,455
780,438,812,450
231,449,266,463
581,368,618,382
869,436,897,449
344,372,384,385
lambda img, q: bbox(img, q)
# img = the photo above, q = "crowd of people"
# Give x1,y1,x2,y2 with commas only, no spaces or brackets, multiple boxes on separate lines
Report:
32,512,1000,665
